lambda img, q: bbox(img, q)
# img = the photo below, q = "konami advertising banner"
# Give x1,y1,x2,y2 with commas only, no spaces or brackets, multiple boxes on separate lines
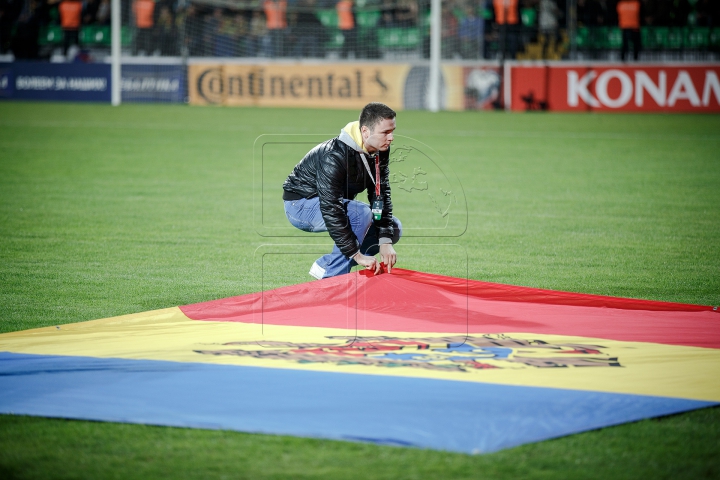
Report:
510,64,720,113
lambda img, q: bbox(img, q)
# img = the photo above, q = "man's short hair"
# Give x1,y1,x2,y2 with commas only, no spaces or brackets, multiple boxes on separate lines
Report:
359,103,396,131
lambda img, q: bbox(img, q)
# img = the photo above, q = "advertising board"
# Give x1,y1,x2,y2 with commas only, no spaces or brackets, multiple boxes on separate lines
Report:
510,64,720,113
462,65,502,110
121,64,185,103
0,62,110,102
188,62,464,111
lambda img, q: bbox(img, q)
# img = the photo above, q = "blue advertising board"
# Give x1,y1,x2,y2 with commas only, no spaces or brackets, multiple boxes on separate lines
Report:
122,64,185,103
0,65,13,98
0,61,186,103
0,62,110,102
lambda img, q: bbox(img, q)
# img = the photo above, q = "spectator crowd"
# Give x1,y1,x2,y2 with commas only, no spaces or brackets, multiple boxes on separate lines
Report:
577,0,719,28
0,0,717,60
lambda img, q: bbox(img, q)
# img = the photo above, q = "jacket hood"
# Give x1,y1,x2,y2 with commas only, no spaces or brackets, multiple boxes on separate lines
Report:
338,121,367,153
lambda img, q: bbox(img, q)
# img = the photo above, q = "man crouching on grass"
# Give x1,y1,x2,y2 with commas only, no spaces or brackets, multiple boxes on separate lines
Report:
282,102,402,279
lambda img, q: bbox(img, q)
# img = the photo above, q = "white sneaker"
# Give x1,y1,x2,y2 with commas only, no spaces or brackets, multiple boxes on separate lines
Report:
309,262,326,280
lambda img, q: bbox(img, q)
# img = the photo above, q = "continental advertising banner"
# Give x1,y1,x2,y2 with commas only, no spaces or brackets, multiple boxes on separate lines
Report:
510,64,720,113
188,62,464,111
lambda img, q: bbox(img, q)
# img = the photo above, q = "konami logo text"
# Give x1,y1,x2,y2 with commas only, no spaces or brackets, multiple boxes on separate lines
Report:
567,67,720,110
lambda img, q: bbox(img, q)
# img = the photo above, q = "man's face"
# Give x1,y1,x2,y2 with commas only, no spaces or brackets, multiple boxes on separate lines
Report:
362,117,396,154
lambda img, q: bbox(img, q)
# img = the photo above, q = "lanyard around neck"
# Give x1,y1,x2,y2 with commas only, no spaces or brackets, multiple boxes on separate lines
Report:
360,152,381,197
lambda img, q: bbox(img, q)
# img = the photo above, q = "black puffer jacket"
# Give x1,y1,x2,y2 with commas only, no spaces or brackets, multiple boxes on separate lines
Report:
282,130,394,258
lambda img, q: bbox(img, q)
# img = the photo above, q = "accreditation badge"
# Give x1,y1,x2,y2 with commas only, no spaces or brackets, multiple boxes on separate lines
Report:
371,199,384,221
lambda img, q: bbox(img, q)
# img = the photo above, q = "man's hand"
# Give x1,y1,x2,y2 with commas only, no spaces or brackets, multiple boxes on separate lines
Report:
354,253,381,275
379,244,397,273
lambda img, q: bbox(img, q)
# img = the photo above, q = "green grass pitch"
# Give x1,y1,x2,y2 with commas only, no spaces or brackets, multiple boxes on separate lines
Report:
1,102,719,479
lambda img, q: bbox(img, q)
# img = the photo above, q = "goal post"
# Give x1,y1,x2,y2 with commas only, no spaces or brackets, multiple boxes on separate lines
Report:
427,0,441,112
111,0,121,105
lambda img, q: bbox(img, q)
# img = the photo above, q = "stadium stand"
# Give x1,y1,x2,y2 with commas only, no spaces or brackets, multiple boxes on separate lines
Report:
0,0,716,62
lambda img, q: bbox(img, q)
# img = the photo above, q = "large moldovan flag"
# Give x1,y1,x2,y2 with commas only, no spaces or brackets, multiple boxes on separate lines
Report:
1,269,718,453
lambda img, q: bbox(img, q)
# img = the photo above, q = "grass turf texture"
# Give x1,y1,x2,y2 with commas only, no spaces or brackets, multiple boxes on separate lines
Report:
1,102,719,479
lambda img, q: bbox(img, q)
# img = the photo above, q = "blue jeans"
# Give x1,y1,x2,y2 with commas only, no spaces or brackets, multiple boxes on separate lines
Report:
284,197,402,278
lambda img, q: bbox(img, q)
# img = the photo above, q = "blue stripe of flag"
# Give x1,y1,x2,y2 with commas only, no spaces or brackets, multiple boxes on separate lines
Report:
0,352,715,453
